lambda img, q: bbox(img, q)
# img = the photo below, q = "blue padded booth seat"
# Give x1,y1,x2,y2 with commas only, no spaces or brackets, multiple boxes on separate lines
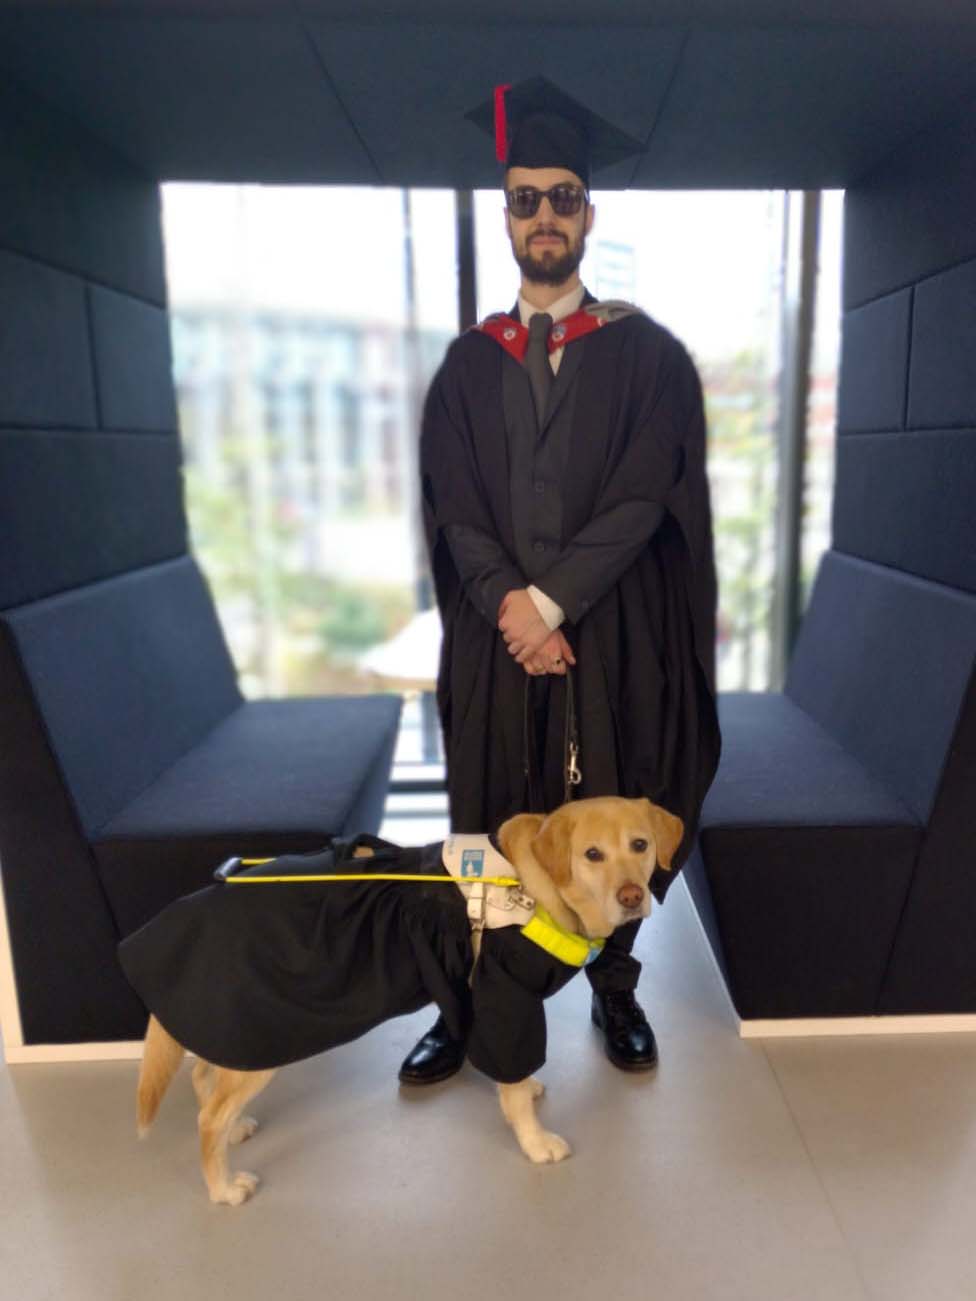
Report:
5,556,242,834
93,694,402,938
684,550,976,1021
685,693,922,1018
1,555,401,1044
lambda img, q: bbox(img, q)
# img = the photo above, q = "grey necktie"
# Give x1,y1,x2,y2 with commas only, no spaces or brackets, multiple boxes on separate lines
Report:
526,311,553,430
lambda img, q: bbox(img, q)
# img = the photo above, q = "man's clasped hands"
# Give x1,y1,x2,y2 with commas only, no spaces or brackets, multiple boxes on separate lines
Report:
498,590,576,677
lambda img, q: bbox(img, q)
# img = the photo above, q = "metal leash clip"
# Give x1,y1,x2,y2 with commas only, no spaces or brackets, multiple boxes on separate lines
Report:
566,740,582,787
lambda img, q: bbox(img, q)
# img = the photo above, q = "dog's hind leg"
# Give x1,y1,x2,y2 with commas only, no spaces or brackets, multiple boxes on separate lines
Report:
193,1059,257,1145
191,1058,215,1107
198,1067,276,1205
498,1078,570,1164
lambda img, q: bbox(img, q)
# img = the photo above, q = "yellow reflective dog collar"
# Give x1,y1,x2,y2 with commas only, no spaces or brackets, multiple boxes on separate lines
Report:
520,906,606,967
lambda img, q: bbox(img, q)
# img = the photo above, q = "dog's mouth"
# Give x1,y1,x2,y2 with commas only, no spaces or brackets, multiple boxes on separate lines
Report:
618,899,650,923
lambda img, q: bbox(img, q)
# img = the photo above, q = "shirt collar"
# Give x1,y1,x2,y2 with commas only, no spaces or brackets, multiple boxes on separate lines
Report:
517,282,587,329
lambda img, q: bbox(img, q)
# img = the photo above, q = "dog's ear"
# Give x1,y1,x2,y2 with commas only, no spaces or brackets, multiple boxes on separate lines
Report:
642,800,684,870
497,813,545,866
530,808,574,887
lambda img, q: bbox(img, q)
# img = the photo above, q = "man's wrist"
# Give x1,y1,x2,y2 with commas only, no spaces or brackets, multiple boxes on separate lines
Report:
527,585,565,631
484,572,526,625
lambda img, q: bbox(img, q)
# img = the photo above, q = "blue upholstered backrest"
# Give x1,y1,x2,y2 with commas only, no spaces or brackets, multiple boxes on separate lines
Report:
786,550,976,823
3,555,242,836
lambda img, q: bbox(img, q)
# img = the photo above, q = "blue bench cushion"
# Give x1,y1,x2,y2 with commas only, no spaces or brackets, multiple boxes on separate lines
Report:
688,692,922,1018
700,691,918,829
4,555,241,835
93,694,402,937
786,551,976,823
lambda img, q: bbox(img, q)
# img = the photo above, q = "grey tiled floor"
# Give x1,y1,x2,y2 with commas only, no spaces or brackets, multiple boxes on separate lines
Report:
3,853,975,1300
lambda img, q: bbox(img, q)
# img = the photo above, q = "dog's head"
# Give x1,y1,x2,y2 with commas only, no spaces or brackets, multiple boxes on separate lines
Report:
502,797,684,939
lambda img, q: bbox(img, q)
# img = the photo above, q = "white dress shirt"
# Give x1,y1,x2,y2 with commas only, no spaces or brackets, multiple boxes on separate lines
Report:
517,281,587,377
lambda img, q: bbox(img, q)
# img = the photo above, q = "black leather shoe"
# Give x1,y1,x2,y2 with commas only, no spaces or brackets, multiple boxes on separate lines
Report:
591,991,658,1071
398,1014,466,1085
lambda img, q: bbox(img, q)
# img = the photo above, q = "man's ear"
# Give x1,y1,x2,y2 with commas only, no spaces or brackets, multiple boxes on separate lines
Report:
585,202,595,235
643,800,684,870
530,808,573,887
497,813,545,865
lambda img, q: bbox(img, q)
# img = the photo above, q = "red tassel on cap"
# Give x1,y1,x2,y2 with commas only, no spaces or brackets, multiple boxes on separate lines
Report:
494,83,511,164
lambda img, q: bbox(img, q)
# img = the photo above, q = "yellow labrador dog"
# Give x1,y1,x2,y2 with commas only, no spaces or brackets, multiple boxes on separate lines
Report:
132,796,682,1204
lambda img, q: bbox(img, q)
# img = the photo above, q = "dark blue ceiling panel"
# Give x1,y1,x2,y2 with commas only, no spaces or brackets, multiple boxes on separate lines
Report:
0,3,974,187
632,25,976,189
311,21,682,188
0,10,378,181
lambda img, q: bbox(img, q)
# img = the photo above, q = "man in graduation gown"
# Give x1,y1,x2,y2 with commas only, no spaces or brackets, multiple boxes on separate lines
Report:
399,78,721,1084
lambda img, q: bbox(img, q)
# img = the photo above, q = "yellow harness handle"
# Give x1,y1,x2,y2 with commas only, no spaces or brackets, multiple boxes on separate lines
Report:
221,859,603,966
228,862,521,887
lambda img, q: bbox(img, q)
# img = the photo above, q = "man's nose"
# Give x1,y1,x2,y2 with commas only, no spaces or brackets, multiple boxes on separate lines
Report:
616,883,644,910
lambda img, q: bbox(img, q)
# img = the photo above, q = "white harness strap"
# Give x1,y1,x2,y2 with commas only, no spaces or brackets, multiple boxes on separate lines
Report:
441,835,536,965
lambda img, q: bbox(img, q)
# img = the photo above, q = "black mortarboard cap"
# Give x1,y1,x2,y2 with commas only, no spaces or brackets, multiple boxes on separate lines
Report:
465,76,644,188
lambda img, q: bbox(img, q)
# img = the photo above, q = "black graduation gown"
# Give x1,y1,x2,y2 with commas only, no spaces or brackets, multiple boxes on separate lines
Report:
118,839,583,1083
419,299,722,901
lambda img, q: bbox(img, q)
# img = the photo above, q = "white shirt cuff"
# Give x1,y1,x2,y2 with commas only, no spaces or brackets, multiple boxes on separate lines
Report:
527,585,565,631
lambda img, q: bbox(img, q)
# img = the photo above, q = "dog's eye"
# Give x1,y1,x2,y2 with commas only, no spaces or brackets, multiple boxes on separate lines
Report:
631,838,649,853
584,846,605,862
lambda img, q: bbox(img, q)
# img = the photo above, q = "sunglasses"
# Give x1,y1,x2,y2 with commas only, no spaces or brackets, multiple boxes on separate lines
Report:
505,184,589,219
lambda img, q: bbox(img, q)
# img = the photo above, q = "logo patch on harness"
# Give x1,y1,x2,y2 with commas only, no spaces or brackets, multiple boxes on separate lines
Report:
443,834,516,884
461,848,485,878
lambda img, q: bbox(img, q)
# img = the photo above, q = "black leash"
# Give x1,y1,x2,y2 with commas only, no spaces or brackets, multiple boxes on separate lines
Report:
522,665,582,813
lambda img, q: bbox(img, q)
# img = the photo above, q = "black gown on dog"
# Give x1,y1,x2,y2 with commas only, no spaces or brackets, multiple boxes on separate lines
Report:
118,837,587,1083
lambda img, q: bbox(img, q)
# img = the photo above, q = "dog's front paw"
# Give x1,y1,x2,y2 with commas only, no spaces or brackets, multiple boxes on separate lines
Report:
522,1130,571,1164
230,1116,258,1144
211,1171,260,1206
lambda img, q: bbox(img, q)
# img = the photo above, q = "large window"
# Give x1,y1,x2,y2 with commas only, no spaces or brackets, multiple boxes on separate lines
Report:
803,191,844,610
163,184,456,711
163,183,842,721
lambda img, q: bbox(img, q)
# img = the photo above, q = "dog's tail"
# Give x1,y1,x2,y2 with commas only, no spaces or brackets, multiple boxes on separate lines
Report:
136,1015,185,1138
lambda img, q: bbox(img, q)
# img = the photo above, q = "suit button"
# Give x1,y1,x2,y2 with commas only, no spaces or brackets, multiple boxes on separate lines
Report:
534,480,545,494
533,541,545,553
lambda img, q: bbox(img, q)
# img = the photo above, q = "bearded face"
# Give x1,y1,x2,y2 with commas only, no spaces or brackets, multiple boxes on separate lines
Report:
504,166,595,288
